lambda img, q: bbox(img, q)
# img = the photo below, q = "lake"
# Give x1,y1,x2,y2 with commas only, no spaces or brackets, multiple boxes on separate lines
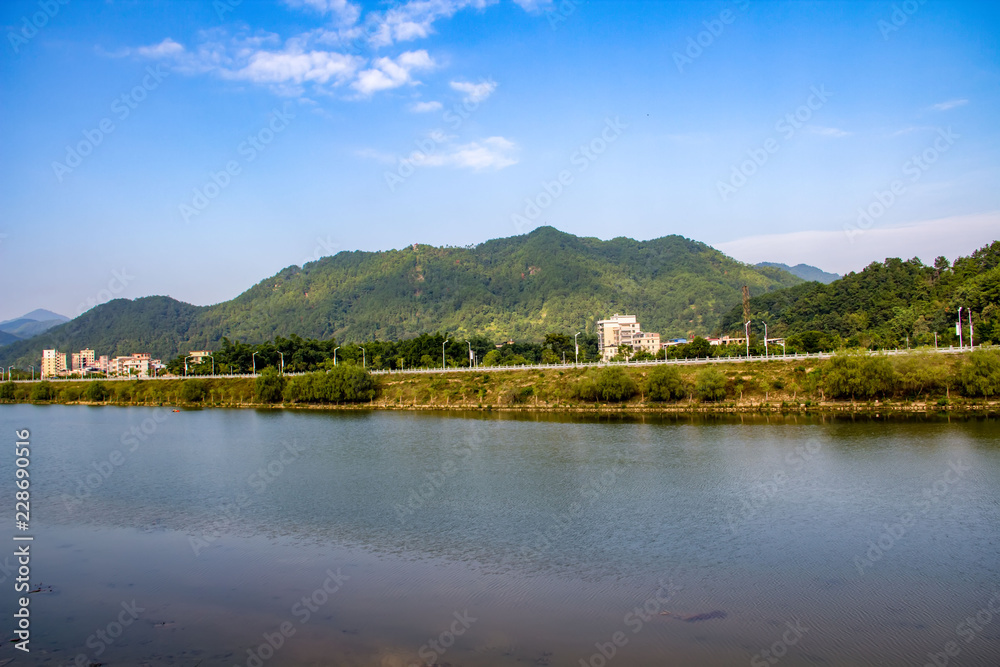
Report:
1,405,998,666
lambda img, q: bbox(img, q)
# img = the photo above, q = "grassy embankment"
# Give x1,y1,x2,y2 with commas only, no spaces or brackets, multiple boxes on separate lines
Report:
3,349,999,413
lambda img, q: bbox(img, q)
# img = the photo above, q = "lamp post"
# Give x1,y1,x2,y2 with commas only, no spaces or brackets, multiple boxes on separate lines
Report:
763,322,768,359
442,339,449,370
466,341,473,368
252,351,259,375
333,347,340,366
744,321,751,358
206,355,214,375
574,332,581,365
184,356,194,376
277,351,284,374
957,307,963,348
360,347,365,368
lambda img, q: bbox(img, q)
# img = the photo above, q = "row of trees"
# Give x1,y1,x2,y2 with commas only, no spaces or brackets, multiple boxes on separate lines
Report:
167,332,605,375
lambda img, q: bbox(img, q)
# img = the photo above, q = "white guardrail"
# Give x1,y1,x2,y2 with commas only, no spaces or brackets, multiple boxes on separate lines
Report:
8,345,978,383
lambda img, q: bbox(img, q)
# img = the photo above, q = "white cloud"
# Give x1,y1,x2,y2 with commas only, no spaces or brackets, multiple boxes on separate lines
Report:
410,100,443,112
450,79,496,103
931,99,969,112
512,0,553,10
716,212,1000,275
285,0,361,25
368,0,499,47
807,125,851,138
412,136,518,170
135,38,185,58
352,49,435,95
233,50,362,86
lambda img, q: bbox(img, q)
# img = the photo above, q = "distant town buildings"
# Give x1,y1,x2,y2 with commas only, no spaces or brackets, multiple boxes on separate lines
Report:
596,314,661,361
41,348,163,378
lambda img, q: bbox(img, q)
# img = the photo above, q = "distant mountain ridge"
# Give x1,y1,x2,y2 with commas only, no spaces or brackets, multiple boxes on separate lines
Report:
756,262,840,284
0,309,69,346
0,227,803,366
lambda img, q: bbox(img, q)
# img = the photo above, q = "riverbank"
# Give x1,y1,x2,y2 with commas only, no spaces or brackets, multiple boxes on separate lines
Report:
3,351,998,414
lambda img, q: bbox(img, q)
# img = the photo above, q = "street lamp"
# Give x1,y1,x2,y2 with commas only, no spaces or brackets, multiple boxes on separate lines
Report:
205,355,215,375
252,351,260,375
467,340,473,368
184,355,194,376
957,307,963,348
277,351,284,374
574,332,581,365
744,321,751,358
360,347,365,368
442,339,449,370
763,322,768,359
333,347,340,366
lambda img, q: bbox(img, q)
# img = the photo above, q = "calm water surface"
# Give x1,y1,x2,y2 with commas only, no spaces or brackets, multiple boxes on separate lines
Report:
0,405,998,666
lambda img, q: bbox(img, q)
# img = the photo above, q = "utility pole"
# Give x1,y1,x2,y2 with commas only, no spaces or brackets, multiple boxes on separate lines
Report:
744,321,751,358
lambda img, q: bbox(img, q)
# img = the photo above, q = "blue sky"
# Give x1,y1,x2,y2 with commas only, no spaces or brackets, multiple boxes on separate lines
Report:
1,0,998,321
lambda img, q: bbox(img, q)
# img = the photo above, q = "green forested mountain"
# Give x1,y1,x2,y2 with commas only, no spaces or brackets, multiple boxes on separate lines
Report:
756,262,840,284
0,227,801,367
721,241,1000,347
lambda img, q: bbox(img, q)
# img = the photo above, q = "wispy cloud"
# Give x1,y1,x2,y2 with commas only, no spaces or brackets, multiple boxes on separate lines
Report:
122,0,523,100
410,100,443,112
807,125,851,138
365,135,518,171
450,79,496,103
352,50,435,96
716,212,1000,275
135,38,184,58
930,99,969,112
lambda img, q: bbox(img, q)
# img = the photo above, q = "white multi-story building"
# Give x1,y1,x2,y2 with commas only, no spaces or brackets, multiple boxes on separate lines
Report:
41,349,67,378
596,314,661,361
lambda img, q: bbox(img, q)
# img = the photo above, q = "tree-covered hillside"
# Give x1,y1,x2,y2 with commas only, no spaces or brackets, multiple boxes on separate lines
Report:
720,241,1000,347
0,227,800,367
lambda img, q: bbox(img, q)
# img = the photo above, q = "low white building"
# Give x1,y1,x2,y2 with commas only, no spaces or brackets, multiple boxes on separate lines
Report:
596,314,661,361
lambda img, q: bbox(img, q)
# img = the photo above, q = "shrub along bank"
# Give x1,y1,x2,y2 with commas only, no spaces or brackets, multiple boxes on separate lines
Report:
2,349,999,411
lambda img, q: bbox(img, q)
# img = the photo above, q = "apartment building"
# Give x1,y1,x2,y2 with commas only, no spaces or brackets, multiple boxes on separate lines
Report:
71,349,96,371
41,349,67,378
595,314,661,361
